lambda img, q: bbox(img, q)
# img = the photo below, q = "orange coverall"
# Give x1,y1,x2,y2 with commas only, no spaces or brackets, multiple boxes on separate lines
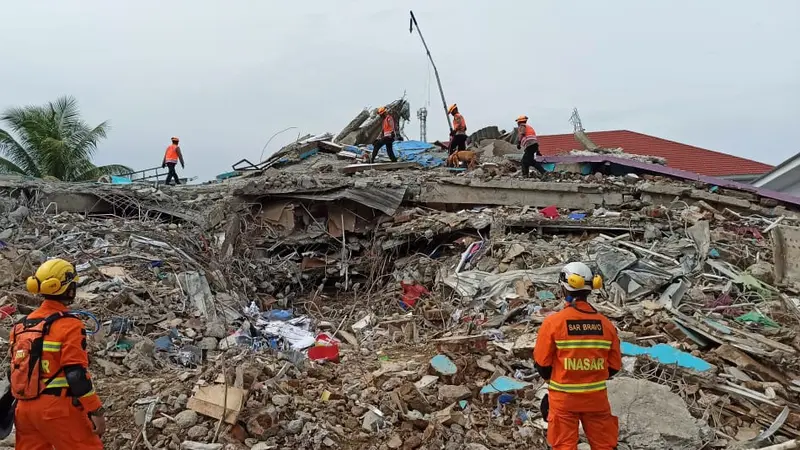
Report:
10,300,103,450
533,299,622,450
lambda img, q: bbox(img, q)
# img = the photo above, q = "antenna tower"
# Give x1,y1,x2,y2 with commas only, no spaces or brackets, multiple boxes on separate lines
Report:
417,107,428,141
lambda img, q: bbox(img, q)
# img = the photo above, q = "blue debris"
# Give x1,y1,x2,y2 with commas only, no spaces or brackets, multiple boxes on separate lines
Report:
621,342,712,372
542,163,556,173
154,335,173,352
108,176,132,184
216,171,242,181
430,354,458,375
480,376,532,394
458,400,468,409
708,248,720,258
263,309,293,321
568,213,586,220
298,148,319,160
498,394,515,404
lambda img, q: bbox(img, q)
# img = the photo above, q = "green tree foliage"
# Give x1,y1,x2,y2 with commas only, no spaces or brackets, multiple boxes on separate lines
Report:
0,96,131,181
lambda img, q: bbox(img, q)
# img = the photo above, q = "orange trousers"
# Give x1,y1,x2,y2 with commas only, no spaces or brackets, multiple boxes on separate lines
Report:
15,394,103,449
547,406,618,450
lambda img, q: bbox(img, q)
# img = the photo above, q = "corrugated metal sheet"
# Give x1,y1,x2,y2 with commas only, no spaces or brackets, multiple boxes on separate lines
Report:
279,186,407,215
540,154,800,207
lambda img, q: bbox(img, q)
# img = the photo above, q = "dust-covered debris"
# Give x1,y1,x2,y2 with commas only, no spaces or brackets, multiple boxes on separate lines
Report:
2,107,800,450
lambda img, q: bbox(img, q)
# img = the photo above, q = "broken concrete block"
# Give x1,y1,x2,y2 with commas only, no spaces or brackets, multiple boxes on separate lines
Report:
361,410,384,432
180,442,222,450
438,384,472,403
414,375,439,390
608,377,702,450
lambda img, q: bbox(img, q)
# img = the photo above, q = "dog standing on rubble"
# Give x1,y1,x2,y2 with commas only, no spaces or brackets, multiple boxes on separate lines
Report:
447,150,479,170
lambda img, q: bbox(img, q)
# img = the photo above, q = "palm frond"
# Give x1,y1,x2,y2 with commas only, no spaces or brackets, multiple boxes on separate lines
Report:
1,97,124,181
75,164,133,181
0,129,40,176
0,157,27,175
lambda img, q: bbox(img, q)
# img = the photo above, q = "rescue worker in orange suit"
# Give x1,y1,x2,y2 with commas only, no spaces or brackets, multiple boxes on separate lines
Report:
162,136,185,186
370,106,398,163
534,262,622,450
9,258,106,449
516,115,545,178
448,104,468,155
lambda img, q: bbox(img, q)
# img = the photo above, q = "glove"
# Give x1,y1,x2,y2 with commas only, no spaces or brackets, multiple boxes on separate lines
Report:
449,129,455,137
517,143,521,150
539,394,549,422
162,164,166,169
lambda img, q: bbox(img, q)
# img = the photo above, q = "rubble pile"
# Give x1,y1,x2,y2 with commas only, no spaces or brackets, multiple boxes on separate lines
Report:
3,113,800,450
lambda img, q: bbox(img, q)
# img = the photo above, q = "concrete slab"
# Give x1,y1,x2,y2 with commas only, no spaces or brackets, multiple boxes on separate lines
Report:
340,162,418,174
416,181,624,209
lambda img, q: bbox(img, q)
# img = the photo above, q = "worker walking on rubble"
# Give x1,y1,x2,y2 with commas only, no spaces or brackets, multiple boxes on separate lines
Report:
7,258,106,449
162,136,185,185
534,262,621,450
370,106,398,163
448,104,468,154
516,115,545,178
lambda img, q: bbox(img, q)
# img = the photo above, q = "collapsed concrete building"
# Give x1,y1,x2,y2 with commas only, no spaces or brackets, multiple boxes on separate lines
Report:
2,101,800,450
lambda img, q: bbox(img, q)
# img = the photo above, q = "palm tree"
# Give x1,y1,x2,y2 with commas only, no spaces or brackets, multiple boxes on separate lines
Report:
0,96,131,181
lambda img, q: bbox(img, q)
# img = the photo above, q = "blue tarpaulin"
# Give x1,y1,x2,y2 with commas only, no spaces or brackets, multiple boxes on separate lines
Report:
370,140,444,168
621,342,712,372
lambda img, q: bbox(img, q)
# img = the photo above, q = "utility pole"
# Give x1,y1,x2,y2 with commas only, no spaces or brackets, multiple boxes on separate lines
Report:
409,11,452,132
417,107,428,141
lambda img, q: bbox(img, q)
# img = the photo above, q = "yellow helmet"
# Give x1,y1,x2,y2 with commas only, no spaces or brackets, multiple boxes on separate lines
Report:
26,258,79,296
377,106,387,115
516,115,528,124
447,104,458,114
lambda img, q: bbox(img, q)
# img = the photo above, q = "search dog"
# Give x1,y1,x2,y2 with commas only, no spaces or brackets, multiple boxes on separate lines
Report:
447,150,479,170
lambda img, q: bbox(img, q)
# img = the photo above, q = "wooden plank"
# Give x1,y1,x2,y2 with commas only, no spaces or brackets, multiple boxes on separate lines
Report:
714,344,787,383
187,384,247,424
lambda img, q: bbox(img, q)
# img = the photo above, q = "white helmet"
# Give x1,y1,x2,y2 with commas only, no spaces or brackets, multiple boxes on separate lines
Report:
559,262,602,292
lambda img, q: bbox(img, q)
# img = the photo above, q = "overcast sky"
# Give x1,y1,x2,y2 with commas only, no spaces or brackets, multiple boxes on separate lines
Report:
2,0,798,181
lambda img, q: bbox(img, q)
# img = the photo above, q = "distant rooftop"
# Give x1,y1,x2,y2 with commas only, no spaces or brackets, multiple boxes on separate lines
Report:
538,130,774,178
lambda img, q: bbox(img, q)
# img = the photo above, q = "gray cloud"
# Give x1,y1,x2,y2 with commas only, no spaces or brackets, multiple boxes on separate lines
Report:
2,0,797,181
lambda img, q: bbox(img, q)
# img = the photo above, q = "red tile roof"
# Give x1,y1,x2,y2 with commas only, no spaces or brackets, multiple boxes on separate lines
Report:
537,130,773,177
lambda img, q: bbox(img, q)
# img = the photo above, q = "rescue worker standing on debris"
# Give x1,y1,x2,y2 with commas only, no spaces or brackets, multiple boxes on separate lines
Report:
370,106,398,163
162,136,185,186
516,115,544,178
9,258,105,449
533,262,621,450
448,104,467,154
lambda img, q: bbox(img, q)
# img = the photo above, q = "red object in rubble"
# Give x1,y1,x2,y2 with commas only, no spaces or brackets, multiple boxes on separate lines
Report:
400,282,430,309
0,305,16,319
308,344,340,363
540,205,559,219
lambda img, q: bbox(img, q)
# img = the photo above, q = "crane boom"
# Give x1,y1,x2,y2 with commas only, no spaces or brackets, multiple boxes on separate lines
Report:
409,11,452,131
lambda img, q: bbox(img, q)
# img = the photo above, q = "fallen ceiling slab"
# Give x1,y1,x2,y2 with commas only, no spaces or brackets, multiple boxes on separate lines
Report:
276,186,408,216
538,154,800,207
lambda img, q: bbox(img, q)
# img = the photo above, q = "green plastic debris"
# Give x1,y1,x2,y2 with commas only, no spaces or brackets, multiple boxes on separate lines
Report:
736,311,779,329
115,340,134,351
537,291,556,300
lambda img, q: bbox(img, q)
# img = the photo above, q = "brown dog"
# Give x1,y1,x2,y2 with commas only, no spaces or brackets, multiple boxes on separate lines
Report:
447,150,479,170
